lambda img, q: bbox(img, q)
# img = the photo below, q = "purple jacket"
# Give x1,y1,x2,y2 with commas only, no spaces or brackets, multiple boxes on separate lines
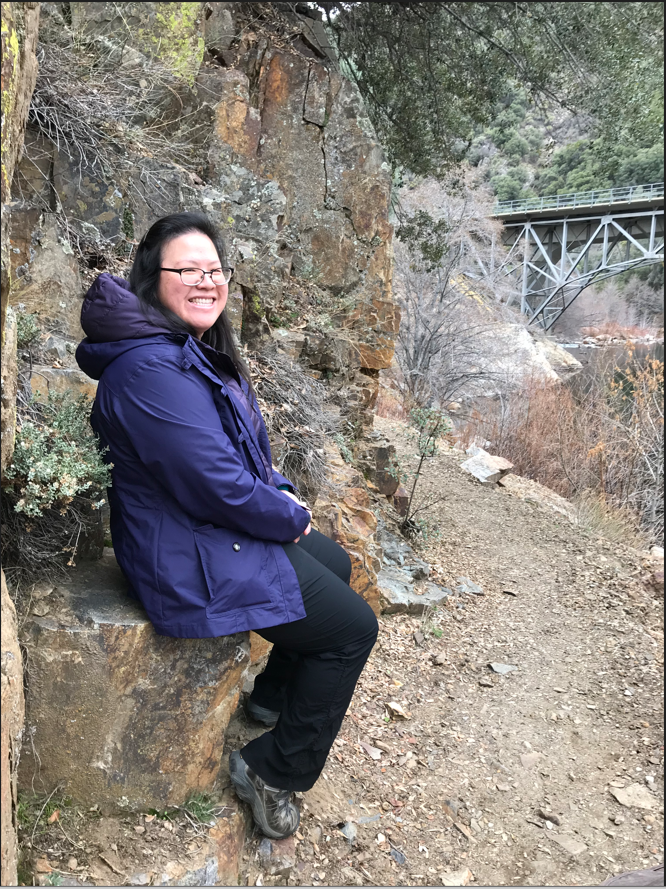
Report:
76,273,310,638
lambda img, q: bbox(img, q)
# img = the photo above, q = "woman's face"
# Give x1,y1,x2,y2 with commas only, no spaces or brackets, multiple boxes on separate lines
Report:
157,231,228,338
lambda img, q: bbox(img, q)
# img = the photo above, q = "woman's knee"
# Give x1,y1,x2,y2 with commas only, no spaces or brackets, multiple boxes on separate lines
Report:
321,533,352,585
338,548,352,586
357,598,379,647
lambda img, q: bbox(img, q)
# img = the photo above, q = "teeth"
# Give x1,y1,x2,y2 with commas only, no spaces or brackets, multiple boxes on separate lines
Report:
189,298,214,305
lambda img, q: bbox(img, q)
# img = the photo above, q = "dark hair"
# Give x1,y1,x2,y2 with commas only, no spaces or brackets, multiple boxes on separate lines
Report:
128,211,252,390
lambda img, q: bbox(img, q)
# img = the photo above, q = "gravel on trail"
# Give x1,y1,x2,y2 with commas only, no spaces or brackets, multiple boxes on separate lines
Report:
234,416,664,888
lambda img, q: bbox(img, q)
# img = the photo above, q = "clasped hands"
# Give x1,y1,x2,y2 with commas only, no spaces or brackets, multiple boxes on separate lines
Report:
280,489,312,543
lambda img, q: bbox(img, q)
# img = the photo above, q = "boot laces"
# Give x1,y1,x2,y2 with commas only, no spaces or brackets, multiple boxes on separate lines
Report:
265,785,295,822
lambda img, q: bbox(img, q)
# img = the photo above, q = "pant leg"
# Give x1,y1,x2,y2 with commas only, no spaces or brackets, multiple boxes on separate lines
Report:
249,529,352,711
240,539,378,791
296,528,352,584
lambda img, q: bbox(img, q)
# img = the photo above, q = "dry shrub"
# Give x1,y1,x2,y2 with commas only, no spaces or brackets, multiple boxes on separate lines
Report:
458,348,664,543
582,320,658,340
249,346,338,503
573,491,644,548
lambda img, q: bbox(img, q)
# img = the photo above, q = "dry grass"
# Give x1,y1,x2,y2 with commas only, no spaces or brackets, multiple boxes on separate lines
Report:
582,320,660,340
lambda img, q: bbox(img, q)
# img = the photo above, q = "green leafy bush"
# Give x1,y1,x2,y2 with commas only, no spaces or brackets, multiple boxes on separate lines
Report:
1,391,111,580
16,309,41,349
3,392,111,517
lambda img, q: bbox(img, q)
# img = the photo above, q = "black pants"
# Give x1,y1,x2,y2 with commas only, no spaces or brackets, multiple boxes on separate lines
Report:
240,529,378,791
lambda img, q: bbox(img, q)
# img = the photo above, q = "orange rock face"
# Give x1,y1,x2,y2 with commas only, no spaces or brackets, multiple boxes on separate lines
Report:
313,449,382,616
213,70,262,166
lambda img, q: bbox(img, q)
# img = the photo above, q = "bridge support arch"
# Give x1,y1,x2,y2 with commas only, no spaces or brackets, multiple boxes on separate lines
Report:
494,184,664,330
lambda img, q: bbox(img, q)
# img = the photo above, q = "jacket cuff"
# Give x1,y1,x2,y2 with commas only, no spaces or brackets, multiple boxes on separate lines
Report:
273,469,297,494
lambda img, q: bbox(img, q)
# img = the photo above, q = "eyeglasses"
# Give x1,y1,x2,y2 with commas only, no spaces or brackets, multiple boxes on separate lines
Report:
160,267,234,286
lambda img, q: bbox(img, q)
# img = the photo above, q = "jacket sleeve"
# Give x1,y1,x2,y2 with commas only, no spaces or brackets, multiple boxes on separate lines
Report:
113,357,311,542
272,468,297,493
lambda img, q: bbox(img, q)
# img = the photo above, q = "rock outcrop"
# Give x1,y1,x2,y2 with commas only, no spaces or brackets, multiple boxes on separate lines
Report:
19,552,250,812
1,3,40,884
1,571,25,887
1,307,18,478
313,444,383,616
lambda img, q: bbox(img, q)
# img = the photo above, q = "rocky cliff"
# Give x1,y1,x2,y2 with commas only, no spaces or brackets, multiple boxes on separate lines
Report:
2,0,400,860
2,3,40,884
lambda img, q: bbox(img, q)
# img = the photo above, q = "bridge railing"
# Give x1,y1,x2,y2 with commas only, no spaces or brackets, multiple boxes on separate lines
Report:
493,182,664,216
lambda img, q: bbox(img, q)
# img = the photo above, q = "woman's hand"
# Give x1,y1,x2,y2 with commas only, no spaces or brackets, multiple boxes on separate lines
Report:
280,489,312,543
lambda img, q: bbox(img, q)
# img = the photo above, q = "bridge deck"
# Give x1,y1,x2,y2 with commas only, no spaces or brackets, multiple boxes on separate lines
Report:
494,182,664,222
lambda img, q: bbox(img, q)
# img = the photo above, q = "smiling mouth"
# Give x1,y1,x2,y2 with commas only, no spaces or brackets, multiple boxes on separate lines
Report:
188,297,215,306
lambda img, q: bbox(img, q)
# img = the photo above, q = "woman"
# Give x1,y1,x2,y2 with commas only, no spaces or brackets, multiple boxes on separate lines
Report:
76,212,378,840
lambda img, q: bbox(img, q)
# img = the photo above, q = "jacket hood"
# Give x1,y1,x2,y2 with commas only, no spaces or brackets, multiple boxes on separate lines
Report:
76,273,178,380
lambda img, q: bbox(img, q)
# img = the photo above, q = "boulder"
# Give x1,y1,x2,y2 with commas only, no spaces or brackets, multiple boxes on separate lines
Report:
30,367,98,401
533,336,583,375
379,567,452,615
19,551,250,812
498,473,576,521
461,448,513,485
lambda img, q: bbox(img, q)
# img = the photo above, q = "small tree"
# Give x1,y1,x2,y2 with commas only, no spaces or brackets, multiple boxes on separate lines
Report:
400,407,452,538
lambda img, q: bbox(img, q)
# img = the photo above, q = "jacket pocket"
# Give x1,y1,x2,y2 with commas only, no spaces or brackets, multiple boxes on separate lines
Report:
193,525,272,615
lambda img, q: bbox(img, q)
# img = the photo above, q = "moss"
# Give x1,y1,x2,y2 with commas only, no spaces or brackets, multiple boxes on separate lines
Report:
137,2,205,86
1,12,21,196
122,205,135,240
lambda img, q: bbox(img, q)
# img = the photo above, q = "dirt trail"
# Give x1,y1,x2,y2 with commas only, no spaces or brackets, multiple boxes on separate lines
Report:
233,416,664,887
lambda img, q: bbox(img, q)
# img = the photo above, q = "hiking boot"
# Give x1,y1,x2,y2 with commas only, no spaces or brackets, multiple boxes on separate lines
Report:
245,697,280,727
229,751,300,839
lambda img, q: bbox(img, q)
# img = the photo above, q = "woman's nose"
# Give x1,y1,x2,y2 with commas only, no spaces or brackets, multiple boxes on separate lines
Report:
197,273,217,289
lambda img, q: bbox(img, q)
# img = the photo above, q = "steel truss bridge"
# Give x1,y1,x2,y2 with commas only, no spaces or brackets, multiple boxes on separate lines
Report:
493,182,664,330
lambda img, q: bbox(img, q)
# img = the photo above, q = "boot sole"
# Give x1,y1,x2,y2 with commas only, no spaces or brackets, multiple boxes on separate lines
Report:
229,752,300,840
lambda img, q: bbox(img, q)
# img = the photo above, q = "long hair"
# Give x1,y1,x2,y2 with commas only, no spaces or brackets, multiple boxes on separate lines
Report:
128,212,253,390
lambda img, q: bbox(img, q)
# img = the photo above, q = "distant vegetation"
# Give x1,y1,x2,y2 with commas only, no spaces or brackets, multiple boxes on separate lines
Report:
320,1,664,284
467,87,664,203
321,2,664,182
